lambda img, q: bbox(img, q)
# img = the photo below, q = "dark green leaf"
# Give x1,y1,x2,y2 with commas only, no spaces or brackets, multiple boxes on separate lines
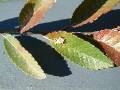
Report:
72,0,120,27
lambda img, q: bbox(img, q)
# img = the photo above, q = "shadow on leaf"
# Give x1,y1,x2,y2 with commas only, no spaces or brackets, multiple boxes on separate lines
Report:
16,35,72,77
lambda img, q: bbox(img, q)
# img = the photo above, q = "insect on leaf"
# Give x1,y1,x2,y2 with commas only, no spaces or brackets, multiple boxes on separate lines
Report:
71,0,120,27
3,34,46,79
19,0,56,33
93,27,120,66
47,31,114,70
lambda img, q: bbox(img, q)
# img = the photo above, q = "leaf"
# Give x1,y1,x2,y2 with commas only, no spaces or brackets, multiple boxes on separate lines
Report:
19,0,56,33
93,27,120,66
47,31,114,70
3,34,46,79
71,0,120,27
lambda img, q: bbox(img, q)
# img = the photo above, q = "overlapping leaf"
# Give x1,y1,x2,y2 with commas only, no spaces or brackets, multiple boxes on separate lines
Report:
93,27,120,66
19,0,56,33
3,34,46,79
71,0,120,27
47,31,113,70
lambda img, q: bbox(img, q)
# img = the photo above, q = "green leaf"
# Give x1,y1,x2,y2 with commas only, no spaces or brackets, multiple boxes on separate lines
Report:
3,34,46,79
19,0,56,33
71,0,120,27
47,31,114,70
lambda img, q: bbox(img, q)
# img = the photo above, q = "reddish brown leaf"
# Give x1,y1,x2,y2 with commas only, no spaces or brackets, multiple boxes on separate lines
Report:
19,0,56,33
93,27,120,66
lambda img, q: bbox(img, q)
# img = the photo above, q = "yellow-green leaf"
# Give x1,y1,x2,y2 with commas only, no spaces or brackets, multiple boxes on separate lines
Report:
3,34,46,79
19,0,56,33
47,31,114,70
71,0,120,27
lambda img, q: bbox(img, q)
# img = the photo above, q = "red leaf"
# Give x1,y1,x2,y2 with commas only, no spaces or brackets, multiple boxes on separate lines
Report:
93,27,120,66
